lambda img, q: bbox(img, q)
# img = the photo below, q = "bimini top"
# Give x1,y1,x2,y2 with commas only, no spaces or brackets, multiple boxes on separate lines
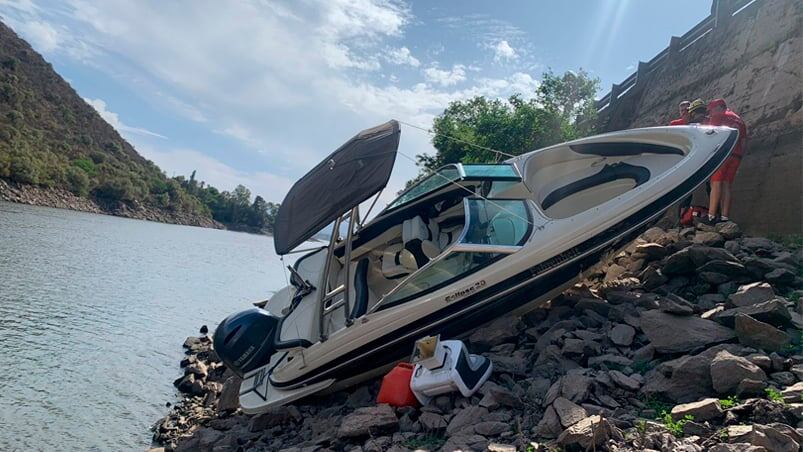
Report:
273,120,401,255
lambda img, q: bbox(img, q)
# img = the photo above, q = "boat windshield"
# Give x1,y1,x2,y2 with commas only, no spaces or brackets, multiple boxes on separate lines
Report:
384,163,520,212
376,198,531,310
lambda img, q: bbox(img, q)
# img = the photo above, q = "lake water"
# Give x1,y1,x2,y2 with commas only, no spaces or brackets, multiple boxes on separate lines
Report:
0,201,299,450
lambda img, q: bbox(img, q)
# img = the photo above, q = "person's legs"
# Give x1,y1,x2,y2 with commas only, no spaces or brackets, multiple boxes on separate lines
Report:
721,183,732,219
708,181,722,219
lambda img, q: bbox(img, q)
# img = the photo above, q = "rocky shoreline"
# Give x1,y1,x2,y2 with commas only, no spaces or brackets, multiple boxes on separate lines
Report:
0,178,224,229
152,221,803,452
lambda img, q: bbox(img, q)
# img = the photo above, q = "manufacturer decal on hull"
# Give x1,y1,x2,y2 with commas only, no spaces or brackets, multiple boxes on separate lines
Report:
445,280,486,303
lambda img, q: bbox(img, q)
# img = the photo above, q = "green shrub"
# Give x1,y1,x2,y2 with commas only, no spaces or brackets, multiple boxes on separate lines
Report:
765,387,785,404
65,166,90,196
72,158,96,176
719,396,741,409
660,412,693,437
93,177,137,202
9,154,39,184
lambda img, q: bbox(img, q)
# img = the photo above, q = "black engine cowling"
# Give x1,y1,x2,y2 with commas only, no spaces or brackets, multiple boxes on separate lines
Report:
213,307,279,377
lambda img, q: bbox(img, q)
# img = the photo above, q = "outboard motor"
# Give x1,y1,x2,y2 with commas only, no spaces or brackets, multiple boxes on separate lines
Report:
213,307,279,377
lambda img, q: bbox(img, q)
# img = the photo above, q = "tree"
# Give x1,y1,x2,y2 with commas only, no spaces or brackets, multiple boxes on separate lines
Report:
418,69,599,173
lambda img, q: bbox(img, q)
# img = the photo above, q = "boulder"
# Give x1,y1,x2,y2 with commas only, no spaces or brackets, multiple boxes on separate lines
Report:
446,406,488,435
609,323,636,346
713,299,792,328
473,421,509,436
640,344,747,402
698,260,748,277
708,444,767,452
217,376,241,412
417,412,447,431
560,373,593,403
765,268,796,285
728,282,775,307
726,424,800,452
249,406,301,431
662,248,694,275
670,398,723,422
693,231,725,247
734,313,792,352
557,415,621,450
441,433,489,452
640,310,736,353
710,350,767,394
469,317,519,351
658,294,695,315
552,397,588,427
609,370,641,391
337,405,398,438
535,405,563,438
715,221,742,239
635,242,668,260
781,381,803,403
687,245,739,267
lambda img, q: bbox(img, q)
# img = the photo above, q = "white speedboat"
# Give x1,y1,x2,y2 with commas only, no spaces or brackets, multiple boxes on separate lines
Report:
213,121,738,413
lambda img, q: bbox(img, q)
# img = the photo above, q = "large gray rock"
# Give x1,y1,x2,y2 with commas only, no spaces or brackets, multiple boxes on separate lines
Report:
217,376,241,412
609,323,636,346
535,405,562,438
693,231,725,247
726,424,800,452
734,313,792,352
640,344,747,402
557,415,621,450
640,310,736,353
417,412,447,431
560,373,592,403
446,406,488,435
710,350,767,394
781,381,803,403
337,405,398,438
552,397,587,427
713,299,793,328
469,317,519,351
249,406,301,431
473,421,509,436
670,398,723,422
609,370,641,391
715,221,742,239
728,282,775,307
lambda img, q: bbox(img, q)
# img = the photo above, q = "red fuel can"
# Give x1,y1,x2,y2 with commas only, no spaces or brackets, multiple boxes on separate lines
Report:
377,362,419,407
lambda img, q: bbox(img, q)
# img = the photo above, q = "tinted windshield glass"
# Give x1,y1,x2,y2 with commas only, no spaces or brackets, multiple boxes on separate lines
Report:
383,251,499,305
463,199,531,246
462,164,518,180
386,165,460,210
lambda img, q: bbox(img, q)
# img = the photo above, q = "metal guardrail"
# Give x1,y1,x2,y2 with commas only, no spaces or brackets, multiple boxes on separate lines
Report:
596,0,759,112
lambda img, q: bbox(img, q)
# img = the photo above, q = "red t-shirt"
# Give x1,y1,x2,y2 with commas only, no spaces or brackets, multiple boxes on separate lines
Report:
669,118,688,126
709,109,747,156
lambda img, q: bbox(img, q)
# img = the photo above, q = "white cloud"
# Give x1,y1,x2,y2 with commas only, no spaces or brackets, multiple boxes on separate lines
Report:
493,40,518,62
2,0,545,201
138,146,294,200
423,64,466,87
385,46,420,67
15,20,60,52
84,97,167,139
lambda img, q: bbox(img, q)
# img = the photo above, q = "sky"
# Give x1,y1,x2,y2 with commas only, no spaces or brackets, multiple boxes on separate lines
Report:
0,0,712,207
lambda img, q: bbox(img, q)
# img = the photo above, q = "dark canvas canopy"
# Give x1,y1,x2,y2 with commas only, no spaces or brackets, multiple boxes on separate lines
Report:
273,120,400,255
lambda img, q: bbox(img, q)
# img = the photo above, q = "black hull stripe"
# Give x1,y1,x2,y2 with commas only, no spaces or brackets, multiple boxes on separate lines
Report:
269,130,737,389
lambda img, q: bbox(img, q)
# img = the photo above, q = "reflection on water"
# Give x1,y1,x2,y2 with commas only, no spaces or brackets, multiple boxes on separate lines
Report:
0,201,298,450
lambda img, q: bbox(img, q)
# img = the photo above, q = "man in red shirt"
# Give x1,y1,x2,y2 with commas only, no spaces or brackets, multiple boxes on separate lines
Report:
706,98,747,223
670,100,690,126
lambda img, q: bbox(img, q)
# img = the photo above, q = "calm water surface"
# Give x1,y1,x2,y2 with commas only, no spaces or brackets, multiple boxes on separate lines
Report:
0,201,299,450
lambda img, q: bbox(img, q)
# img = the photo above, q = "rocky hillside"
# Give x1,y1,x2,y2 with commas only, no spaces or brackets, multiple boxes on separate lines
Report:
0,21,225,229
152,222,803,452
